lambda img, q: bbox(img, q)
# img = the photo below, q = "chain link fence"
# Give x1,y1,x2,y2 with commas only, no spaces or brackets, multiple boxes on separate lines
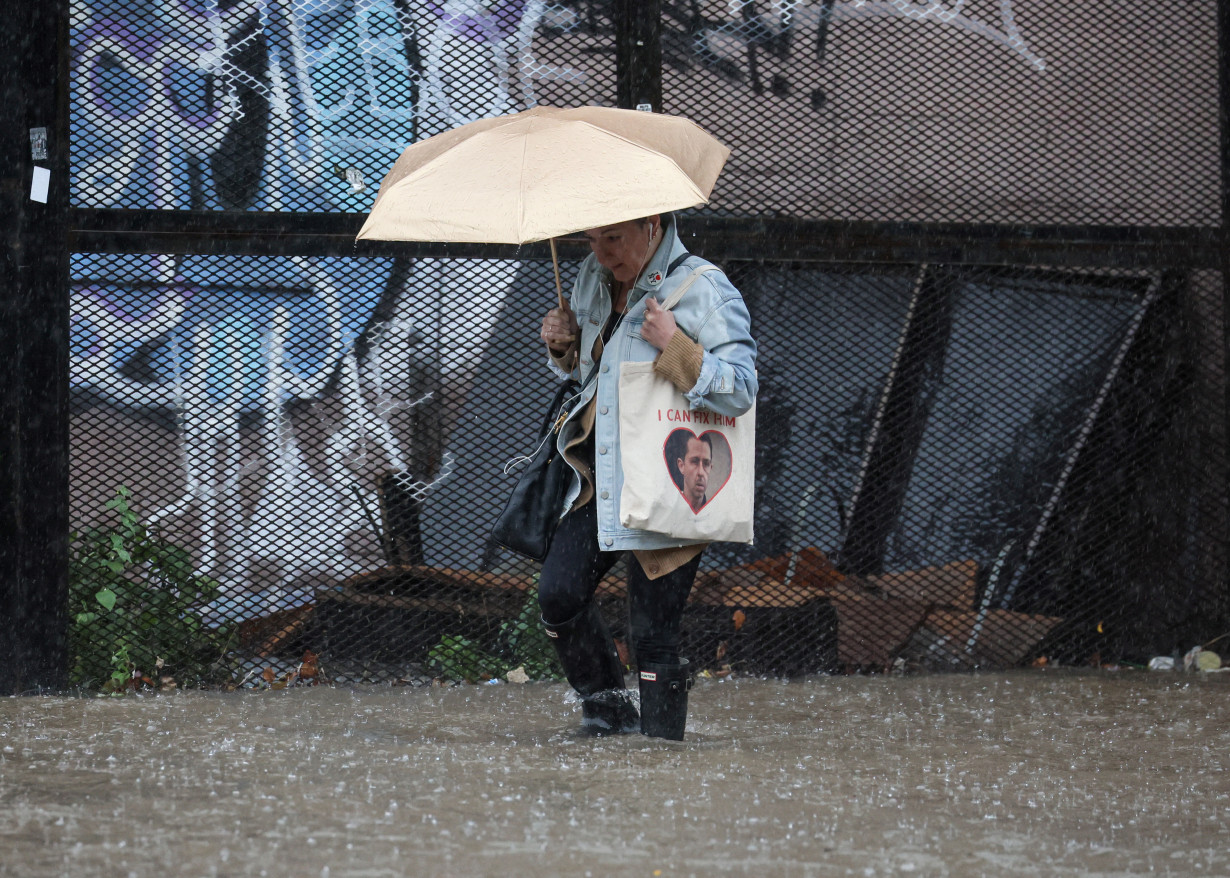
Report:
66,0,1228,689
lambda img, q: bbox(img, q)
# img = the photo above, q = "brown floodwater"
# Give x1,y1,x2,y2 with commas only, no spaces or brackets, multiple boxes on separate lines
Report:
1,669,1227,877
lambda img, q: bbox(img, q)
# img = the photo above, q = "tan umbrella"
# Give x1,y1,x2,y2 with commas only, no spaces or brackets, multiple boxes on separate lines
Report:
357,105,730,306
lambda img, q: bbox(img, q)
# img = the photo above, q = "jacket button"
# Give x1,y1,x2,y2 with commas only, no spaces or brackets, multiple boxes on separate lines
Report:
590,318,599,325
649,564,660,574
601,365,609,373
598,446,608,455
604,538,614,547
600,490,609,500
599,406,609,415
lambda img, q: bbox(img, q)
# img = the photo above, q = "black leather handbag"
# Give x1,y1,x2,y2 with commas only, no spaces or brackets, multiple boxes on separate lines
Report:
491,378,582,561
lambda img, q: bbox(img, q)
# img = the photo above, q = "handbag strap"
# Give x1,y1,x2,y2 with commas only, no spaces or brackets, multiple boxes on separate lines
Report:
660,263,720,312
550,365,598,434
506,368,598,474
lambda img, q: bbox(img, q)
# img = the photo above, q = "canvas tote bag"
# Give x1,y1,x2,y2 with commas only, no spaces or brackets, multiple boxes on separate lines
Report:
618,264,756,543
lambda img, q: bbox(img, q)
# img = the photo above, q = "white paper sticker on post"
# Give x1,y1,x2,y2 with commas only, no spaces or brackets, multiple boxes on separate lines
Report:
30,166,50,203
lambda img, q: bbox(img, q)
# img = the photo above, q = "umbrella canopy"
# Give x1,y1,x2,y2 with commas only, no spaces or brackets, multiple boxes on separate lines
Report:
356,105,730,246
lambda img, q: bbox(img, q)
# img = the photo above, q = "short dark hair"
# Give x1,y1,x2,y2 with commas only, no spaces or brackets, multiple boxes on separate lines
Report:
690,433,713,451
666,428,690,489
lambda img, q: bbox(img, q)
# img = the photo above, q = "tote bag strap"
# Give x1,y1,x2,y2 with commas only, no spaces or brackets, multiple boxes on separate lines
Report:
660,263,720,312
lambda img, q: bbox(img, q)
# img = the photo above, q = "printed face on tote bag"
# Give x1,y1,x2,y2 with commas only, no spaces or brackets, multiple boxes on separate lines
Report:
664,428,732,513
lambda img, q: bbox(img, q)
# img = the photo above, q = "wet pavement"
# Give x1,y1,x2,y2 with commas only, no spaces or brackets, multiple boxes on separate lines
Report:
2,669,1228,877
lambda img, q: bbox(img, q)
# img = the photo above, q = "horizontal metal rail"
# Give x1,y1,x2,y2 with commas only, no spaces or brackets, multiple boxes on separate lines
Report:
69,209,1222,271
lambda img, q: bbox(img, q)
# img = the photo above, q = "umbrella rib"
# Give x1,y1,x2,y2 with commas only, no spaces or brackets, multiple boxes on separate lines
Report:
517,125,530,242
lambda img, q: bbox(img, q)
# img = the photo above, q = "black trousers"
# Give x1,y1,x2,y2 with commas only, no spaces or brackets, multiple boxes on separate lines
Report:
538,502,703,667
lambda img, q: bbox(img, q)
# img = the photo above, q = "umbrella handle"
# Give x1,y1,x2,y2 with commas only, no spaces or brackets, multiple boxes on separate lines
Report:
549,237,565,311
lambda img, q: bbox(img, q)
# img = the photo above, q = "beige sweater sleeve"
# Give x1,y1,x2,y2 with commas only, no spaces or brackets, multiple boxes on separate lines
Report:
548,341,578,374
652,329,704,392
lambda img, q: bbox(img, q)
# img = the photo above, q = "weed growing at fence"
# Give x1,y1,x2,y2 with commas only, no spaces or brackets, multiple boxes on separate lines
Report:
68,487,237,692
427,583,563,684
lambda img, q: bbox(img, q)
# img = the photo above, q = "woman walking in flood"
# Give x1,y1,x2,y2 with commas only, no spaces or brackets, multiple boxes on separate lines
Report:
537,212,757,739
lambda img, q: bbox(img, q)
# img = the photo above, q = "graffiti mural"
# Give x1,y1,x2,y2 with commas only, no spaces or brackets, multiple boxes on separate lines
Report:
68,0,595,614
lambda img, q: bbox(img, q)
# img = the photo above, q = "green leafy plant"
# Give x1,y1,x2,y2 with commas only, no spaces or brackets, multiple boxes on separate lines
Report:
496,584,564,681
427,635,508,683
426,583,564,683
69,487,236,692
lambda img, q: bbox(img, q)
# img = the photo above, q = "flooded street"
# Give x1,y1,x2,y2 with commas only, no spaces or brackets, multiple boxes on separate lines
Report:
2,670,1227,877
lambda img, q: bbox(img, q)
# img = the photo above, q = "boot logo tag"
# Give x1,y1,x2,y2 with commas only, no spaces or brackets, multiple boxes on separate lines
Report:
639,671,658,681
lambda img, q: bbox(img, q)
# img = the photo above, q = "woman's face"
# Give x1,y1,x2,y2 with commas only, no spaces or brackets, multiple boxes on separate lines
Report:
583,217,659,284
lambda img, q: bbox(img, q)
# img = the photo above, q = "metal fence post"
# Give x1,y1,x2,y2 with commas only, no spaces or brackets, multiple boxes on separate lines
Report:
613,0,662,111
1219,0,1230,633
0,0,71,694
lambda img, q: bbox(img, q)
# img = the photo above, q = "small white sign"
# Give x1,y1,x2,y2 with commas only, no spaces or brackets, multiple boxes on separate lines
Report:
30,166,50,203
635,103,653,112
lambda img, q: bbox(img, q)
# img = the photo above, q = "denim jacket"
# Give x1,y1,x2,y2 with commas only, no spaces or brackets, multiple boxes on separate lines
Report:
549,215,758,551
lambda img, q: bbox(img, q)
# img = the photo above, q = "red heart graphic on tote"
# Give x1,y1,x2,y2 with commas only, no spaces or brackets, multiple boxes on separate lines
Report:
663,428,733,514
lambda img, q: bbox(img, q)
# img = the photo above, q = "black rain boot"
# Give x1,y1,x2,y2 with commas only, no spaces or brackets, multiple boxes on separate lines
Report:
638,658,692,740
542,604,639,735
